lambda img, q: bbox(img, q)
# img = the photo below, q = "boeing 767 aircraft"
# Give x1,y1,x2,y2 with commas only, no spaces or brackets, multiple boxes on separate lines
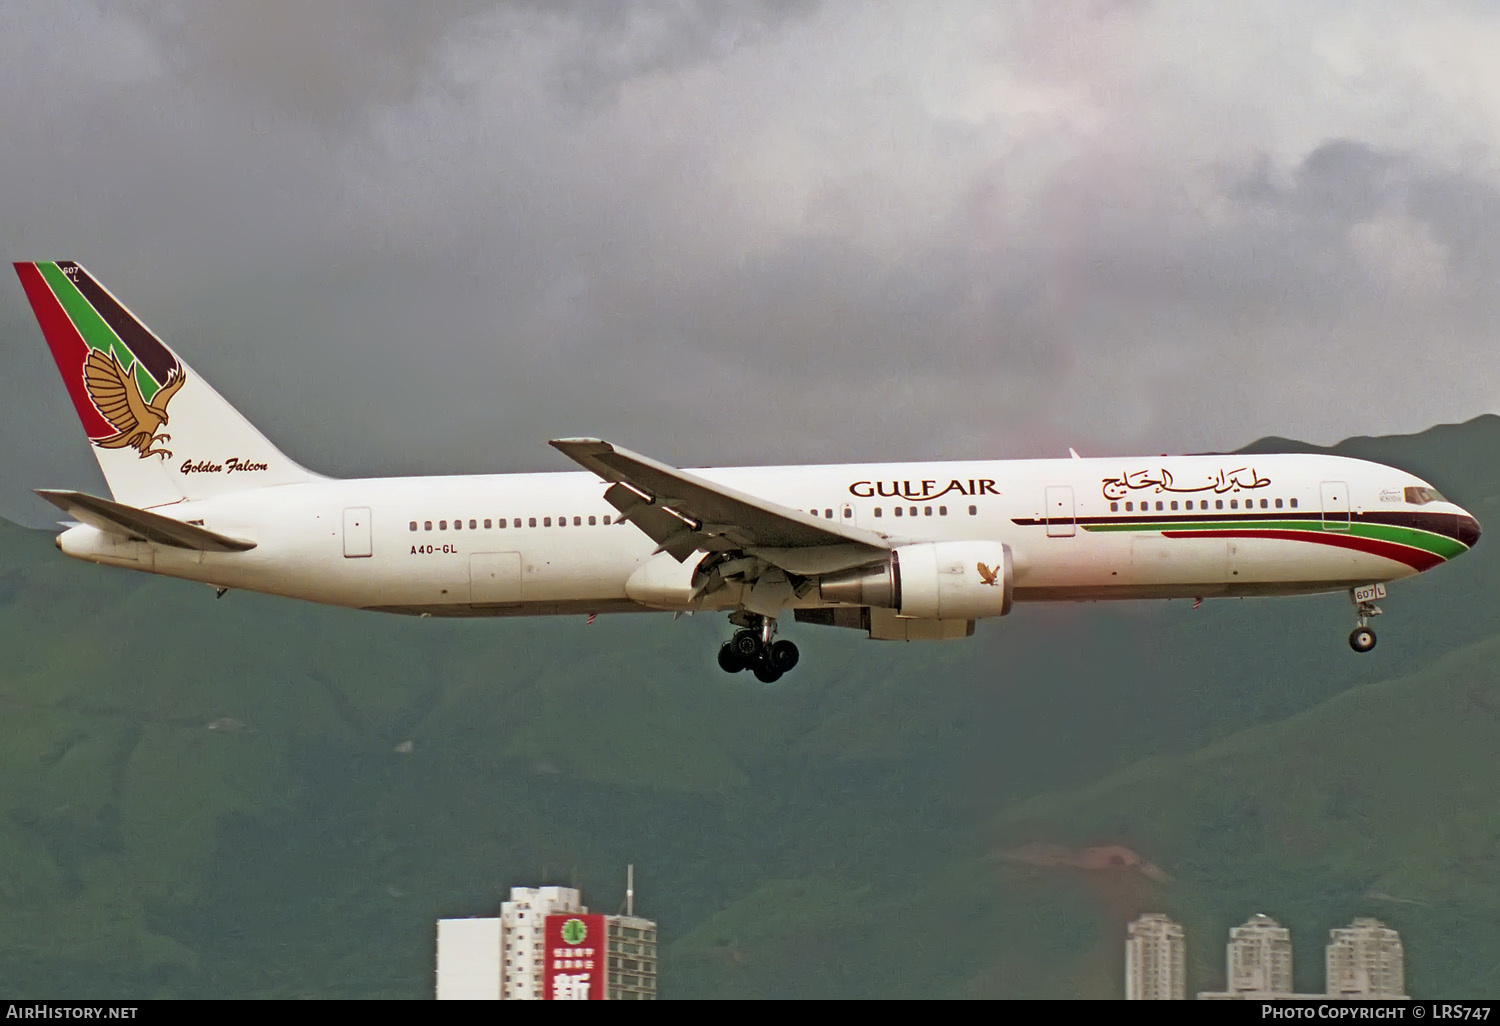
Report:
14,261,1482,681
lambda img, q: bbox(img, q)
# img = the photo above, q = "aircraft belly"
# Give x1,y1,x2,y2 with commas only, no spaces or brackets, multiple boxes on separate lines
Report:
1011,528,1415,599
1010,532,1130,589
516,542,636,603
1225,535,1416,584
1128,534,1225,586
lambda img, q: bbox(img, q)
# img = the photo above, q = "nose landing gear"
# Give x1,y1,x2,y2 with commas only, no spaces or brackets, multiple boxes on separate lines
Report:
716,614,799,682
1348,584,1385,653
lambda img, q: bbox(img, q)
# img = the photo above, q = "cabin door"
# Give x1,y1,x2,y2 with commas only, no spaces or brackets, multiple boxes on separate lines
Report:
1045,485,1076,537
1320,481,1351,532
342,507,372,558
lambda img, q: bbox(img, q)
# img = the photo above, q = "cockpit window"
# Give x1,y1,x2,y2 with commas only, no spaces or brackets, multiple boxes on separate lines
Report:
1404,486,1446,505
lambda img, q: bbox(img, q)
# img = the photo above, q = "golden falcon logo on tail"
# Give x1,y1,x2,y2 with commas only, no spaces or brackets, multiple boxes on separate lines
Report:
83,349,185,460
977,561,1000,586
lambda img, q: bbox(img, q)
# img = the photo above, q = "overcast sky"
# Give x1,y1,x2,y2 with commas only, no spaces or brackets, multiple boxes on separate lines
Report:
3,1,1499,525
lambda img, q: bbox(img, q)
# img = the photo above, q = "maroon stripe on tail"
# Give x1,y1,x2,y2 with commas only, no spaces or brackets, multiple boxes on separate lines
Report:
1160,528,1444,572
55,261,179,387
14,262,113,439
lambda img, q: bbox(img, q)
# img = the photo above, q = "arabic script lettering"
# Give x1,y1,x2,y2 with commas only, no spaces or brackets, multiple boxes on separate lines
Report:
1101,467,1270,501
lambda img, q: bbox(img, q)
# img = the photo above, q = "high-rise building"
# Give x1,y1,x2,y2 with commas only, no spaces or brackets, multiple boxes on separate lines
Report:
1326,918,1407,999
1226,913,1293,996
436,876,657,1000
604,915,659,1000
1126,913,1186,1000
502,886,587,999
435,916,502,999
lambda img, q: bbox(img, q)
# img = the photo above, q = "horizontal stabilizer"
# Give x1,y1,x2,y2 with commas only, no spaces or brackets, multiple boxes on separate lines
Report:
35,489,256,552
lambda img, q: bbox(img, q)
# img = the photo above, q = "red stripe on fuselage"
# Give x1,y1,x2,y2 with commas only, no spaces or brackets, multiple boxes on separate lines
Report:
1160,528,1444,572
14,262,112,439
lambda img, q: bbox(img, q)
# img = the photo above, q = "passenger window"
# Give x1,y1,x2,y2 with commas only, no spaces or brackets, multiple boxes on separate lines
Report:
409,521,417,532
968,505,977,516
825,509,833,519
483,519,492,529
925,506,933,516
1184,500,1193,510
424,521,432,531
1290,498,1298,509
1125,501,1133,511
939,506,947,516
499,518,507,528
1110,502,1118,512
1170,500,1178,511
440,521,447,530
1259,499,1268,509
544,517,552,527
894,507,903,517
574,516,582,526
1155,501,1164,512
558,516,566,527
588,516,597,525
454,520,462,531
874,508,882,517
470,519,477,529
843,508,853,518
1230,500,1238,509
529,517,537,527
1215,500,1223,510
603,515,611,525
1274,499,1283,509
909,506,918,517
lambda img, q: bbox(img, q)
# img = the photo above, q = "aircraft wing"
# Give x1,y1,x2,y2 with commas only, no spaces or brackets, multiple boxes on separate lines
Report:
549,438,890,575
35,489,256,552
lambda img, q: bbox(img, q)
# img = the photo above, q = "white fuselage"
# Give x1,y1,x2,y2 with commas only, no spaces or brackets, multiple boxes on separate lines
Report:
55,451,1478,621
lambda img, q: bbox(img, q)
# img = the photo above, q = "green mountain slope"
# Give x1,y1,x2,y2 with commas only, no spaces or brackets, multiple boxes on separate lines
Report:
0,417,1496,997
976,631,1500,997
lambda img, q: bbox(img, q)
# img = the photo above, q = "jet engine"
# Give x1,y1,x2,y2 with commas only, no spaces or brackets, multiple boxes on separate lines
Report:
817,540,1013,620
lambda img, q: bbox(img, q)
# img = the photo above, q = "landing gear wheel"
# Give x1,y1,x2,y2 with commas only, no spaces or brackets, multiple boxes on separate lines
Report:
769,639,800,673
1349,627,1377,653
731,630,761,660
717,641,745,673
752,661,783,684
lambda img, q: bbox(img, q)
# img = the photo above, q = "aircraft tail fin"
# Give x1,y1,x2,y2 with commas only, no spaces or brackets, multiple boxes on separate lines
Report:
15,261,318,508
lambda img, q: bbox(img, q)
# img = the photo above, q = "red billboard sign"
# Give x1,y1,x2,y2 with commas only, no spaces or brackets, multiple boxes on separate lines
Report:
542,913,606,1000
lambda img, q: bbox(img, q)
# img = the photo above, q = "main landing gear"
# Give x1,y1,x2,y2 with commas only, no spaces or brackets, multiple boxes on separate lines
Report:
1348,585,1384,653
717,613,799,683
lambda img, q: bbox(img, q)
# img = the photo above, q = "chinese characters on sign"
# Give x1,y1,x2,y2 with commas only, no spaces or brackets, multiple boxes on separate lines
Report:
543,913,606,1000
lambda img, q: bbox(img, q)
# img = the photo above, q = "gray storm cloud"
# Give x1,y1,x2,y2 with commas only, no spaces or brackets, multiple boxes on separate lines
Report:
2,1,1497,526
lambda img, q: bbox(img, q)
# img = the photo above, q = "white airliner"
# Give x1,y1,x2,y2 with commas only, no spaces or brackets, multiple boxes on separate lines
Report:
15,261,1481,681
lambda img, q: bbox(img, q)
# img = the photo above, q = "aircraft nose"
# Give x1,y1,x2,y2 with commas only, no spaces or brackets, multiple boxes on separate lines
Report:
1457,512,1482,548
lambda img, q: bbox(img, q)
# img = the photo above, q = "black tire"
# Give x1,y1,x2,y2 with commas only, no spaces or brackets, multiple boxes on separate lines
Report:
752,662,783,684
769,639,800,673
717,641,745,673
1349,627,1377,653
731,630,761,660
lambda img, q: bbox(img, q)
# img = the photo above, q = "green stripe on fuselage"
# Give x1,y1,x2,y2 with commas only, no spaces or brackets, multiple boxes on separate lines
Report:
36,261,160,403
1082,518,1467,559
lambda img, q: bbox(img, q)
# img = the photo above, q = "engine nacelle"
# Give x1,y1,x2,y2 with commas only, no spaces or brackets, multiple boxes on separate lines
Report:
818,540,1013,620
